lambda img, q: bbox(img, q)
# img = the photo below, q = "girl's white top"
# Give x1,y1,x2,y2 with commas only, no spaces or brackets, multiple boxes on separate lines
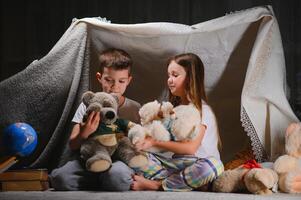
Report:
195,103,220,160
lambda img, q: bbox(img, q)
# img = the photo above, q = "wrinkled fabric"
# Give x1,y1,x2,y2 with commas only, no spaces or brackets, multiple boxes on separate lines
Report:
0,6,298,169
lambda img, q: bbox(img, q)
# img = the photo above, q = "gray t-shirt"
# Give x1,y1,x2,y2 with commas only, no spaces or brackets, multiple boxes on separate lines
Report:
72,97,141,124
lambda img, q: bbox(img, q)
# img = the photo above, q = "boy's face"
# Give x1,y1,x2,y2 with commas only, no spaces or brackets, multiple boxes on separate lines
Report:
96,67,132,97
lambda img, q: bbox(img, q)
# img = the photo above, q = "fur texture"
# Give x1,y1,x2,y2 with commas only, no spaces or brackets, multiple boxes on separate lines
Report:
244,168,278,194
212,165,278,195
171,104,201,140
80,91,147,172
273,122,301,193
128,100,175,152
128,101,201,153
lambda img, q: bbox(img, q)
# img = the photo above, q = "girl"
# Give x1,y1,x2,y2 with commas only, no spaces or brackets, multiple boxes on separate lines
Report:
131,53,224,191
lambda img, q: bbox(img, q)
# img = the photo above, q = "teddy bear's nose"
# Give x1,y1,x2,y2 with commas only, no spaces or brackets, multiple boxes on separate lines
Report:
105,111,115,119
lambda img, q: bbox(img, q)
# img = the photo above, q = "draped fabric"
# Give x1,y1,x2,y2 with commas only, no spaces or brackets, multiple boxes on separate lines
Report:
0,6,298,169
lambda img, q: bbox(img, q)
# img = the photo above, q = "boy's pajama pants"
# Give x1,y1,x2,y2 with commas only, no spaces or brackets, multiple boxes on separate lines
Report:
134,153,224,191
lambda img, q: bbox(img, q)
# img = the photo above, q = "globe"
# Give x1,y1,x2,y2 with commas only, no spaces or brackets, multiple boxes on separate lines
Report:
2,122,38,157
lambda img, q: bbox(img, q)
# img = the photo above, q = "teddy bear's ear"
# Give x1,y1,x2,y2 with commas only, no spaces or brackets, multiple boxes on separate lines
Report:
82,91,95,106
162,102,174,114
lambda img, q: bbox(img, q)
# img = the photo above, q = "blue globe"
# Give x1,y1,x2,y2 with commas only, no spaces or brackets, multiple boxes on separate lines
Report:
2,122,38,157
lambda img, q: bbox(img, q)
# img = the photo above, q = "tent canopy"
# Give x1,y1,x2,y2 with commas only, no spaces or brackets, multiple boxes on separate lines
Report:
0,5,298,169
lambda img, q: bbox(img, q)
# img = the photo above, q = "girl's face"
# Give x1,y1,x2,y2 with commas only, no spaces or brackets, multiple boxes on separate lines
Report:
167,61,188,97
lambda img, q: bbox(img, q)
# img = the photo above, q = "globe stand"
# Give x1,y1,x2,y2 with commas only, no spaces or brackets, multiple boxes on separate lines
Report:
0,156,18,173
0,123,48,191
0,122,38,173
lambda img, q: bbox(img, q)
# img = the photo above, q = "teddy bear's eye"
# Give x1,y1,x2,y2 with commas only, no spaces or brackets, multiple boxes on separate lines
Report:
103,101,112,107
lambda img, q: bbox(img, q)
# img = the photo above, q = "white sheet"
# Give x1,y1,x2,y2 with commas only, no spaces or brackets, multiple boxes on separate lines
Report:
72,6,299,162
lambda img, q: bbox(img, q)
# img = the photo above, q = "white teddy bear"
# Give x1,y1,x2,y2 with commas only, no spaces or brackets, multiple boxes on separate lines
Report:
128,100,201,153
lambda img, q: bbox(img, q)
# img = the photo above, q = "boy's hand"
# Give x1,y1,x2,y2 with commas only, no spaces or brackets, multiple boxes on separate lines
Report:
134,136,155,151
80,111,100,139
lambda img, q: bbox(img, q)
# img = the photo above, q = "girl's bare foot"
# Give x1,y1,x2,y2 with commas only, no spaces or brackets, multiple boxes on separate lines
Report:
131,175,162,191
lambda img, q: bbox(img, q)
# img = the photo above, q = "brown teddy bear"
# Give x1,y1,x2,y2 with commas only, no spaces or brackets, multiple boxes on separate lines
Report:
273,122,301,193
212,160,278,194
79,91,147,172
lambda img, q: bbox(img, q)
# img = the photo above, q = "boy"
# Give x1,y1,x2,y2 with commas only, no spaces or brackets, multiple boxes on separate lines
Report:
50,48,141,191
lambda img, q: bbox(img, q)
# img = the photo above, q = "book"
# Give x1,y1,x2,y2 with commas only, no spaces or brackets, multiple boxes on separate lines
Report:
0,168,49,191
0,156,18,173
1,180,49,191
0,168,48,181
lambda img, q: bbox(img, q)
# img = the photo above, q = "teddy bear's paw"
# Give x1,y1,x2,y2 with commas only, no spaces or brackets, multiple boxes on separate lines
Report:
279,170,301,193
86,153,112,172
150,121,170,141
132,136,140,145
89,160,111,172
129,154,148,168
256,189,272,195
274,155,298,173
244,168,277,194
128,125,146,144
290,173,301,193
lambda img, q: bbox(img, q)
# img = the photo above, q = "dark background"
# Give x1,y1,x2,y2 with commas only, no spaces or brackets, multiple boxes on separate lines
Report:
1,0,300,120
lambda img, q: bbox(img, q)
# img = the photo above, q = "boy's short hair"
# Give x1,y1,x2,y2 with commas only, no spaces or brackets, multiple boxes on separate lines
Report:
98,48,133,74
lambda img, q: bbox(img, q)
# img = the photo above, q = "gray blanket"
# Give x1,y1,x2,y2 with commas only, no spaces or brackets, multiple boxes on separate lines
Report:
0,22,90,168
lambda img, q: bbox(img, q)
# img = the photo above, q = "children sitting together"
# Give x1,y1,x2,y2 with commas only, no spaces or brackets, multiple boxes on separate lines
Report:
50,47,224,192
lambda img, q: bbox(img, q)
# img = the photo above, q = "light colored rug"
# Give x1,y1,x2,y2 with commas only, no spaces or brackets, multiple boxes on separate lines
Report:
0,191,301,200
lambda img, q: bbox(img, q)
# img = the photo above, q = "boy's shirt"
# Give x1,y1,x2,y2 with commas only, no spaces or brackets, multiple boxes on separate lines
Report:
117,98,141,123
72,97,141,124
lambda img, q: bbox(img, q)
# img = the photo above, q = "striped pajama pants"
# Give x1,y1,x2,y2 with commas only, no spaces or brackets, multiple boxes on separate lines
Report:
134,153,224,191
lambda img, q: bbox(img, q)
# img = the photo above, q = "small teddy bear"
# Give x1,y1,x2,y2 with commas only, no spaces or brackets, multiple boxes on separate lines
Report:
128,100,174,152
128,100,201,153
273,122,301,193
79,91,147,172
212,160,278,195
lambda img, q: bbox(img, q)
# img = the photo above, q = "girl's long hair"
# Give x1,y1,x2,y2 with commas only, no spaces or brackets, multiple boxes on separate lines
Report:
168,53,207,115
167,53,222,149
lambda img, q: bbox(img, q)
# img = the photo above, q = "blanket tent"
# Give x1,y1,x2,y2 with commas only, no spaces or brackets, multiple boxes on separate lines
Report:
0,5,299,170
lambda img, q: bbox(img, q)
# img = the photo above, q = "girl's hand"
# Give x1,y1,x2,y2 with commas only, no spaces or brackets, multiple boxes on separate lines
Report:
80,111,100,138
135,136,156,151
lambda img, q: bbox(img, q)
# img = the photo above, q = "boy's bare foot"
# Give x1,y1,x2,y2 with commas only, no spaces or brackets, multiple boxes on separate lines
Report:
131,175,162,191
